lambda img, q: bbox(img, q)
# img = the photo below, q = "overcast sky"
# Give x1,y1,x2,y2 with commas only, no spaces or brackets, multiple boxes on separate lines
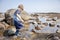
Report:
0,0,60,13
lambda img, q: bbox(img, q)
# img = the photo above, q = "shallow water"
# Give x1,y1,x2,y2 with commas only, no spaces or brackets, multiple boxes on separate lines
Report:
28,17,60,33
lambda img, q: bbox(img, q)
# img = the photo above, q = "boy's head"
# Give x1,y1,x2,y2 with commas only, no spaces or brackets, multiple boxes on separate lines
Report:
18,4,24,10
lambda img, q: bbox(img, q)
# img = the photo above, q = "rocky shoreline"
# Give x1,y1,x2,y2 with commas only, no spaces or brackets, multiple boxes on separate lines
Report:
0,9,60,40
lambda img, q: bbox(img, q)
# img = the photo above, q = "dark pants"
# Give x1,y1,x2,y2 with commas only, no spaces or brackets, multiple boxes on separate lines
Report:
14,20,23,35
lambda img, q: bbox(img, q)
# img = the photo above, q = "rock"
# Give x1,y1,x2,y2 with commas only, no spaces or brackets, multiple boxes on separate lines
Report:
35,26,41,30
56,29,60,33
0,22,5,31
7,26,16,34
21,10,32,21
42,22,48,26
37,22,41,25
24,21,30,31
52,18,56,21
49,23,55,27
31,29,36,33
47,34,60,40
3,26,16,37
56,19,60,28
52,17,57,21
0,22,9,29
5,9,16,25
46,18,52,21
57,25,60,28
0,22,6,37
38,24,46,30
49,21,56,27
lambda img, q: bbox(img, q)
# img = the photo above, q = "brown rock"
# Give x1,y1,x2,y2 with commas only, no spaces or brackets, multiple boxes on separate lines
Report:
35,26,41,30
42,23,48,26
5,9,16,26
0,22,5,30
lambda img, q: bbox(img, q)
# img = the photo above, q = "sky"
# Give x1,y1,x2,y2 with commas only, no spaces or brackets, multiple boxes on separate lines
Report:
0,0,60,13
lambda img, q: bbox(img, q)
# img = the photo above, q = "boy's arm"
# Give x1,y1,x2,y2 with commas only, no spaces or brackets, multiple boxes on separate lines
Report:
17,14,24,23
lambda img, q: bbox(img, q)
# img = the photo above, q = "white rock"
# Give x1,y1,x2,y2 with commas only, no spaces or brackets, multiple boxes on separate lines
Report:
56,29,60,33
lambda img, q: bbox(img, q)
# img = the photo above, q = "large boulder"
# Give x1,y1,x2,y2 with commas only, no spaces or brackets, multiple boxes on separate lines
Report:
20,10,32,21
3,26,16,36
5,9,16,26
